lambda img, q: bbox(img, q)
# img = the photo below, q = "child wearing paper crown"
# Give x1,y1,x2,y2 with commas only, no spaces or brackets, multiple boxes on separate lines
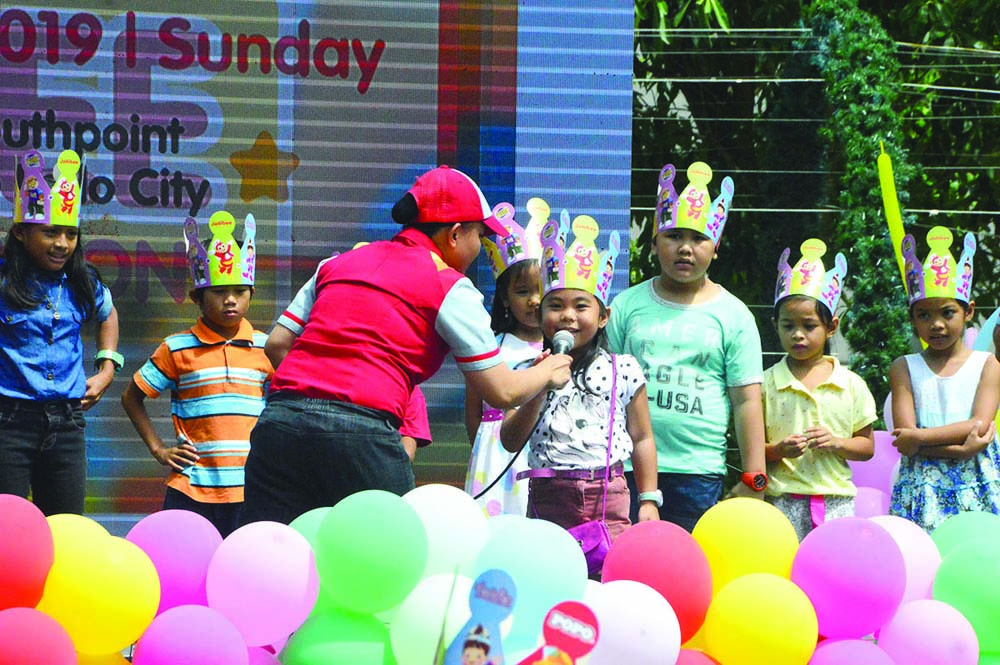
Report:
0,149,121,516
888,226,1000,531
763,240,877,540
120,211,272,537
606,162,766,532
463,198,546,517
499,215,659,558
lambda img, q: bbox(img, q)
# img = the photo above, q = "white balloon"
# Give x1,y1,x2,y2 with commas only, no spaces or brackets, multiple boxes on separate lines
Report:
389,573,473,665
403,483,489,577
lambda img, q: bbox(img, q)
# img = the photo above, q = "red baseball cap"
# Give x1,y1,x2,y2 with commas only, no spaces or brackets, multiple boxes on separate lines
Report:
406,166,509,237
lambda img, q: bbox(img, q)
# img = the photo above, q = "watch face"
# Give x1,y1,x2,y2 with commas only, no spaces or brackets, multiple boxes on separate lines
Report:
751,473,767,491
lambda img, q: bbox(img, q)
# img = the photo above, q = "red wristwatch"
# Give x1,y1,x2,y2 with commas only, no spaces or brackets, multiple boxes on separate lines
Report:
741,471,768,492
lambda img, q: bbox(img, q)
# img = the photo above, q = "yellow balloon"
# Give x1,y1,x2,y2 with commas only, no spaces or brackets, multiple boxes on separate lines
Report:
46,513,110,551
37,535,160,656
76,652,131,664
692,498,799,594
703,573,818,665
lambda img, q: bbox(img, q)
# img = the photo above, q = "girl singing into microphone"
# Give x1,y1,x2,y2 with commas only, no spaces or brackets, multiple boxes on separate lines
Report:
499,216,658,563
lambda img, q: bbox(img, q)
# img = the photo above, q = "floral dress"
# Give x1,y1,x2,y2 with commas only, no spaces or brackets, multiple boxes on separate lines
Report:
890,351,1000,531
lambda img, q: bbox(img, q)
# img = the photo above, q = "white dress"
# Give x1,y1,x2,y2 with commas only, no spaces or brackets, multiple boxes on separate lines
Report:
464,334,541,517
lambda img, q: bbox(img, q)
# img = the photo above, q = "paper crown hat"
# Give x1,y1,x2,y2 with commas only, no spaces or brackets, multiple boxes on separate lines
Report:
540,213,620,305
184,211,257,288
13,149,83,227
655,161,734,245
775,239,848,315
900,225,975,305
481,198,547,279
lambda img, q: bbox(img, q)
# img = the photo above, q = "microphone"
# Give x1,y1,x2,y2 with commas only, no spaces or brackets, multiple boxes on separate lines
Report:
551,329,575,355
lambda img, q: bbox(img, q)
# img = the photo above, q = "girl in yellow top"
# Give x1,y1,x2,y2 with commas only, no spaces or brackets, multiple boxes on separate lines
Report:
763,240,876,540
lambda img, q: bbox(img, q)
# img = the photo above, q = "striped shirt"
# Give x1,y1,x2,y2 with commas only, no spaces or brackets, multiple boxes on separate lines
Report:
133,317,272,503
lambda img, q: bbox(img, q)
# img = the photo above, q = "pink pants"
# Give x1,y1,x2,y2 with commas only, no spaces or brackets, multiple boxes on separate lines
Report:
527,475,631,541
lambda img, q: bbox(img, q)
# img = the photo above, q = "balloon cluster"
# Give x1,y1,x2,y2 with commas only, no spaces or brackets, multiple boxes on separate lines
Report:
2,489,997,664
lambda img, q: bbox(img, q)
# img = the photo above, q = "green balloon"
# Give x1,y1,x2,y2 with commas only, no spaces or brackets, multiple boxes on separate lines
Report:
315,490,428,614
281,608,397,665
933,540,1000,653
930,511,1000,557
979,652,1000,665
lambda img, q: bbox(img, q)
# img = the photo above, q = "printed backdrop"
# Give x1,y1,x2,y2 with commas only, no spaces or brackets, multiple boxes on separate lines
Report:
0,0,634,511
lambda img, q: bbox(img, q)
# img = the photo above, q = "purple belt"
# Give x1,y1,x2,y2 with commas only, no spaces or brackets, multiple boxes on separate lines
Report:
516,461,625,482
481,408,504,422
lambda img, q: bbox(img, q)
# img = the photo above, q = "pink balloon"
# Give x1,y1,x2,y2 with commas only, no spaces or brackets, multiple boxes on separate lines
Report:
0,495,54,610
809,639,894,665
878,600,979,665
248,647,282,665
870,515,941,603
206,521,319,647
601,520,712,643
676,648,720,664
792,518,906,638
849,430,901,495
127,510,223,614
133,604,248,665
0,607,75,665
854,487,890,518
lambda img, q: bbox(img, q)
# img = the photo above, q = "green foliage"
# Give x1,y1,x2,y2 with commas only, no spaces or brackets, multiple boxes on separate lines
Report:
801,0,914,408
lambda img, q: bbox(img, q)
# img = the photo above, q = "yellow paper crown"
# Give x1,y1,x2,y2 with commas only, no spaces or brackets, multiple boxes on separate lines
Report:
655,161,734,245
184,211,257,288
774,239,848,314
13,150,82,227
481,198,545,279
900,225,975,305
540,214,620,304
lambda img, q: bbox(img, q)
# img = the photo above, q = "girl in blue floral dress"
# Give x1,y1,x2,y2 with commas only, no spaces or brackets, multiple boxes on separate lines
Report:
889,226,1000,531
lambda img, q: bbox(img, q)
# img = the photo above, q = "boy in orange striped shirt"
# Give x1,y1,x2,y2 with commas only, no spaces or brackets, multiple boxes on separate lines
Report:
121,212,272,536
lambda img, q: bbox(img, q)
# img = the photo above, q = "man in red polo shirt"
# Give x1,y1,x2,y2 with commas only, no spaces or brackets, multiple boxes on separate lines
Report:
242,166,572,524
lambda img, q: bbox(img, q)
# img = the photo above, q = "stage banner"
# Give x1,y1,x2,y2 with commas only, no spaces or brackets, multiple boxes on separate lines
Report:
0,1,633,509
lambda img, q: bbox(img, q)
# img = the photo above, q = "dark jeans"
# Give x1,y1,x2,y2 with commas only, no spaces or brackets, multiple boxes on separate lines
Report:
626,470,724,532
241,393,414,525
163,487,243,539
0,397,87,516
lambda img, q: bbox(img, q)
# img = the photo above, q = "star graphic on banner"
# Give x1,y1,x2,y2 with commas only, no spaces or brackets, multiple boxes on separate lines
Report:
229,131,299,203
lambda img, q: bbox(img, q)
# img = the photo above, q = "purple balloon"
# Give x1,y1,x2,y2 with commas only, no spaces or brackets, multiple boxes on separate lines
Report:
792,518,906,639
206,521,320,647
854,487,890,518
849,430,901,495
133,605,248,665
870,515,941,603
126,510,223,614
809,639,894,665
879,600,979,665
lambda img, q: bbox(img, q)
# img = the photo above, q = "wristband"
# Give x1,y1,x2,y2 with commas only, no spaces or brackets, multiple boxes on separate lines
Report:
638,490,664,508
94,349,125,374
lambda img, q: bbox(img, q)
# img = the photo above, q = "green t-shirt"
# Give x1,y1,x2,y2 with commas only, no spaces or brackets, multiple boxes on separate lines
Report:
607,279,762,475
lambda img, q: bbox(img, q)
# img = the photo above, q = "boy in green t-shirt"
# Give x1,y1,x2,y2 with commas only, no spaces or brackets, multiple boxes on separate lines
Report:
606,162,766,531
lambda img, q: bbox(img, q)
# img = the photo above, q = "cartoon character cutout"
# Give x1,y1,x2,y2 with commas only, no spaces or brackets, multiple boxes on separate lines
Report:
654,164,678,235
775,248,793,303
955,232,976,302
676,162,712,230
541,219,566,292
183,217,210,288
444,569,516,665
241,214,257,282
49,150,82,226
819,253,848,314
566,216,599,286
595,231,620,305
25,176,44,218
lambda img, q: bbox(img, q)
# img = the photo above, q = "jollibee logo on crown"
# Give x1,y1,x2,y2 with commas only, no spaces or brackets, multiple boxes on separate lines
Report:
655,161,734,246
13,149,82,227
184,211,257,288
774,239,848,315
482,198,546,279
540,212,619,305
899,225,975,305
